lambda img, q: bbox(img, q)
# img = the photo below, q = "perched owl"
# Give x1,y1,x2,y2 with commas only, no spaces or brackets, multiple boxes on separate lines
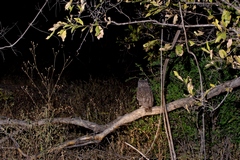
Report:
137,79,154,112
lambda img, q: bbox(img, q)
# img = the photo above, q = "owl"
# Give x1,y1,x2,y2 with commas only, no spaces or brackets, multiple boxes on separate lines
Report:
137,79,154,112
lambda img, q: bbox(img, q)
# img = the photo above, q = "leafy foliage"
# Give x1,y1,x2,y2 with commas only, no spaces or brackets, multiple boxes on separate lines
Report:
45,0,240,158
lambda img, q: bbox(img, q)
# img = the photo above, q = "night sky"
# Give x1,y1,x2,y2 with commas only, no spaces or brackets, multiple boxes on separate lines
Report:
0,1,145,81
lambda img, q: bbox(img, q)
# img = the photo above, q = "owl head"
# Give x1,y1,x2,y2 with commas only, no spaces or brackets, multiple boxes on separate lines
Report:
138,79,149,87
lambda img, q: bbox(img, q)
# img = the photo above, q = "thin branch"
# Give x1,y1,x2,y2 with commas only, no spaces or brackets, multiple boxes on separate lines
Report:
0,0,49,50
219,0,240,11
125,142,149,160
212,90,230,112
162,58,176,160
110,20,215,28
179,2,206,158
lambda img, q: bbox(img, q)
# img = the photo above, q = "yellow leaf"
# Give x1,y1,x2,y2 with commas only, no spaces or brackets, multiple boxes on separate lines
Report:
74,18,84,25
165,0,170,6
187,78,194,95
48,21,64,31
173,14,178,24
81,26,88,32
210,83,215,88
165,14,173,20
188,40,195,46
46,31,55,40
65,0,73,11
212,19,222,32
183,4,188,10
226,56,233,64
159,43,171,51
215,31,226,43
206,41,210,51
175,44,184,56
221,9,231,28
236,10,240,15
90,25,93,33
58,29,67,42
194,30,204,36
184,104,190,113
205,63,213,69
225,87,233,92
193,5,196,10
234,55,240,64
208,15,214,20
201,47,210,54
173,71,184,82
218,49,227,59
78,1,86,14
227,39,232,48
209,50,213,60
95,25,104,40
234,16,240,27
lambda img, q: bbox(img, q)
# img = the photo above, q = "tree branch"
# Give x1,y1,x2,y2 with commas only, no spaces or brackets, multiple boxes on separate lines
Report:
110,20,215,28
1,76,240,156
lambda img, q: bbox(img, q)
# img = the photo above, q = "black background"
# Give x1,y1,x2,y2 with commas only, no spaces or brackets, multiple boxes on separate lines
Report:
0,1,146,81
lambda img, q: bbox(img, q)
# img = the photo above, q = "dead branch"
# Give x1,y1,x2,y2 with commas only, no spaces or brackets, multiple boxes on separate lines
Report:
0,76,240,156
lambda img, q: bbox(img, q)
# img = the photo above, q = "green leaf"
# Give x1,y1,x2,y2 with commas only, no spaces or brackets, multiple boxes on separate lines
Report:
46,31,55,40
95,25,100,35
173,71,184,82
212,19,222,31
165,0,170,7
208,15,214,20
201,47,210,54
48,21,65,32
95,25,104,39
187,78,194,95
234,55,240,64
218,49,227,59
215,31,226,43
143,40,158,52
175,44,183,56
71,25,80,33
202,46,213,59
57,29,67,42
194,30,204,36
74,18,84,25
188,40,195,46
159,43,171,51
221,9,231,28
81,26,88,32
90,25,93,33
173,14,178,24
65,0,73,11
206,41,210,51
227,39,232,49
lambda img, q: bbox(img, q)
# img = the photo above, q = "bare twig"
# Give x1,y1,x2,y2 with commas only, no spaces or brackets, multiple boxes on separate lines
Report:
162,58,176,160
219,0,240,11
111,20,215,28
0,0,49,51
125,142,149,160
178,2,206,159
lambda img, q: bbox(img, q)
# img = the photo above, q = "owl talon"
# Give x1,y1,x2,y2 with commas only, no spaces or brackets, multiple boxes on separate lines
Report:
145,108,152,112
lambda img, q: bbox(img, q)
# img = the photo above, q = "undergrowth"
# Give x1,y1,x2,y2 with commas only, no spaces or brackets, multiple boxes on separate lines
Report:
0,45,239,159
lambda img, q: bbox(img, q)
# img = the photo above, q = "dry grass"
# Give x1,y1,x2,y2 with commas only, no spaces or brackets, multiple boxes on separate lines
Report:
0,76,240,159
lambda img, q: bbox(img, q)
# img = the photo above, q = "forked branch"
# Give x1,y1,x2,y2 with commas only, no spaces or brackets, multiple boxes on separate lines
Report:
0,77,239,158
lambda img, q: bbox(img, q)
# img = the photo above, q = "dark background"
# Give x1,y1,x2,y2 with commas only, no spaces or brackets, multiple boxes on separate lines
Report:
0,1,146,81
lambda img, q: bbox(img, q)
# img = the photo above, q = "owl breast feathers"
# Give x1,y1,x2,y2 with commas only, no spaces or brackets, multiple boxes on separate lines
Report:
137,80,154,112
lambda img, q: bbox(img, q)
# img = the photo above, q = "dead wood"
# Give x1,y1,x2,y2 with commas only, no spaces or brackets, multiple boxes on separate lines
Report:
0,76,239,157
